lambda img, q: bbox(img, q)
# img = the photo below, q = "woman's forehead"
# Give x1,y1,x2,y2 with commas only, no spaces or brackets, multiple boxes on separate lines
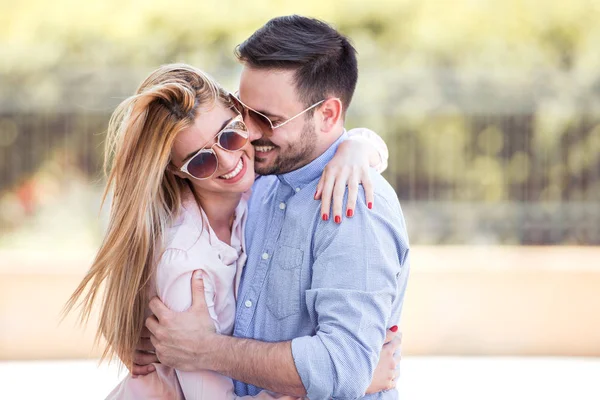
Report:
171,103,234,161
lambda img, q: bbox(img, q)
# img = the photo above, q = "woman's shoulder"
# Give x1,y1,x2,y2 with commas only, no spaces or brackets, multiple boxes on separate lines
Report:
163,210,206,255
161,186,206,251
154,206,212,291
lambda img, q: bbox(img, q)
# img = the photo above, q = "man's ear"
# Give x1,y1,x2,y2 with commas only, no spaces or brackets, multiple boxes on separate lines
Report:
317,98,343,133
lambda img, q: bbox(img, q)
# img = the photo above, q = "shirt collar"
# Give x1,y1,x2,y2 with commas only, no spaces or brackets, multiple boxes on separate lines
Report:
277,130,348,190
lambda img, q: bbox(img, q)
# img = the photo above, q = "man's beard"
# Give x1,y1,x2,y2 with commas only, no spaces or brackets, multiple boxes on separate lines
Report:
253,121,317,176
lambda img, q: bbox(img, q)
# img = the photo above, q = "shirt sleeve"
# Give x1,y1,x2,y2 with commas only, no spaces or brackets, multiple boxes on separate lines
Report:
291,191,409,399
156,249,237,400
346,127,389,173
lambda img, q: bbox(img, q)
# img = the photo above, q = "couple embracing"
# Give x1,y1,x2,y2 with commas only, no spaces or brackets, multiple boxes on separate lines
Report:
68,15,410,400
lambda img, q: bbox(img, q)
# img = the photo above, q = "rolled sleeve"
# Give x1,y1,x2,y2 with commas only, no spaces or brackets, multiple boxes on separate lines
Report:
291,192,406,399
291,335,335,399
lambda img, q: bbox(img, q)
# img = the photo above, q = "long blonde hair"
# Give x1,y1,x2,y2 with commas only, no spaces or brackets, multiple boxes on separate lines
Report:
64,63,231,369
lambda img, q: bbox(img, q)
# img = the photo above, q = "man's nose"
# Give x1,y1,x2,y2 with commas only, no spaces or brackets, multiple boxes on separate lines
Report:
244,116,264,142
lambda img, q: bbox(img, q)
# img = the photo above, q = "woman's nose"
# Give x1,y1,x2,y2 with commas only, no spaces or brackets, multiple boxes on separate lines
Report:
213,146,240,173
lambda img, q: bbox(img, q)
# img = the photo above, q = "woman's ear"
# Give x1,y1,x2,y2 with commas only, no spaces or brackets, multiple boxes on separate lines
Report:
317,98,343,133
166,162,188,180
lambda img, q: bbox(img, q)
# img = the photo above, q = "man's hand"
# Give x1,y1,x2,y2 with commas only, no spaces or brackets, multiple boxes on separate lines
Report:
366,326,402,394
145,270,217,371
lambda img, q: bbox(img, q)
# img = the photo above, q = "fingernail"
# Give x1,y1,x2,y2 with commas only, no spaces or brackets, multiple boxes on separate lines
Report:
390,325,398,332
322,213,328,221
148,365,155,372
314,191,318,199
334,215,341,224
346,209,354,217
194,270,203,280
368,202,373,209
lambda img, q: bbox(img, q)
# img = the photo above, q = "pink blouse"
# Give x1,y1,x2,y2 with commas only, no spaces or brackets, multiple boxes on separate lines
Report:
106,186,300,400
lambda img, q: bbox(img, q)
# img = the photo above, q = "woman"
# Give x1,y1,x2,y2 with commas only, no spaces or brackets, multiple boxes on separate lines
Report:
65,64,396,399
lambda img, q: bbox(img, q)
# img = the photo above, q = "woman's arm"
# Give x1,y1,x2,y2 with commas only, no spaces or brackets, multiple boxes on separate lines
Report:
155,250,236,400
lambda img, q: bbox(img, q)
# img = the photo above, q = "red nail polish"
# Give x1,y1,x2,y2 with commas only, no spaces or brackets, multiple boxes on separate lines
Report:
335,215,341,224
322,214,328,221
346,209,354,217
390,325,398,332
368,202,373,209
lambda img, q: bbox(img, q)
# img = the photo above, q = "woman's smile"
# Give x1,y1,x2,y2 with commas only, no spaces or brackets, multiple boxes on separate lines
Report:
217,155,248,184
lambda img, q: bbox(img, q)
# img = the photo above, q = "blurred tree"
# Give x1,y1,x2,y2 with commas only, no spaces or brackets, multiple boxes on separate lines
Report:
1,0,599,244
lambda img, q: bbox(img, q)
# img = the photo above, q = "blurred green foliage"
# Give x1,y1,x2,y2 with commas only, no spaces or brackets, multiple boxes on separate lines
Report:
1,0,599,244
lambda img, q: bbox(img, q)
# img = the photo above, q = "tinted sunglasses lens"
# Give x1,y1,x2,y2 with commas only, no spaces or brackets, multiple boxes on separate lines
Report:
219,130,248,151
187,151,218,179
249,110,273,134
230,93,273,134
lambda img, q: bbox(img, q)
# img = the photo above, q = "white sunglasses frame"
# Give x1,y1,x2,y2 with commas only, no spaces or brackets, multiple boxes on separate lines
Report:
179,113,249,180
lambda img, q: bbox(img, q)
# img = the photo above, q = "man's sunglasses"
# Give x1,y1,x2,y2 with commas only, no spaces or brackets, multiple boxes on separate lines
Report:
231,92,325,135
179,109,249,180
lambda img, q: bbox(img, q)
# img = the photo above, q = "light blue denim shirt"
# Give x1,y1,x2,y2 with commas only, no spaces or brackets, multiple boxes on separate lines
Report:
233,132,410,399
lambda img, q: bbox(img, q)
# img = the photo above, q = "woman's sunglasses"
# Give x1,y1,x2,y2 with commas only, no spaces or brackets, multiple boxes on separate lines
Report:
179,109,249,180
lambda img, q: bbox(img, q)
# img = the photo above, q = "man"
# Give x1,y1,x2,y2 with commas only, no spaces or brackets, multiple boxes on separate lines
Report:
143,16,410,399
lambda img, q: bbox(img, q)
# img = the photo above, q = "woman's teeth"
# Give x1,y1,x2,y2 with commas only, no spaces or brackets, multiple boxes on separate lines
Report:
220,158,244,180
254,145,275,153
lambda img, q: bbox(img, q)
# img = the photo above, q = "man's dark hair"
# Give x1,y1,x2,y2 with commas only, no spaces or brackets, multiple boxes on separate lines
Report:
235,15,358,116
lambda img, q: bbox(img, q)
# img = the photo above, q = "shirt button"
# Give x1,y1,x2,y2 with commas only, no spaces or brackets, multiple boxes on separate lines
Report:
279,202,286,210
245,300,253,308
295,187,301,193
262,252,269,260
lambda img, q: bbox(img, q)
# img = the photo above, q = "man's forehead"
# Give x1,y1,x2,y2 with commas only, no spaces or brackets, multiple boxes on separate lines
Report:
238,67,299,110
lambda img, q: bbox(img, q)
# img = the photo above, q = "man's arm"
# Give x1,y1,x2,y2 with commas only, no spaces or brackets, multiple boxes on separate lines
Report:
146,272,306,396
205,335,305,397
288,192,407,399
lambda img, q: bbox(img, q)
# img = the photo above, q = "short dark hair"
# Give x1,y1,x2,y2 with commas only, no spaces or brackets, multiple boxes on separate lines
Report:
235,15,358,116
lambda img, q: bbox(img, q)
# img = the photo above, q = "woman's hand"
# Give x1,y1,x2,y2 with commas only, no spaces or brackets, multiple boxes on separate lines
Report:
366,326,402,394
315,133,378,223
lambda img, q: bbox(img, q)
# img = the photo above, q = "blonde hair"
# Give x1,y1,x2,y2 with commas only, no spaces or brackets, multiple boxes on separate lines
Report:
64,63,231,369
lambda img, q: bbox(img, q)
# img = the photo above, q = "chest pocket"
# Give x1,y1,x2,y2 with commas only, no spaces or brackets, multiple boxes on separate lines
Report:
266,245,304,319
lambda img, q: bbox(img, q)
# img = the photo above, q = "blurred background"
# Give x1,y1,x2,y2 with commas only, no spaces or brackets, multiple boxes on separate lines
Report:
1,0,599,399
